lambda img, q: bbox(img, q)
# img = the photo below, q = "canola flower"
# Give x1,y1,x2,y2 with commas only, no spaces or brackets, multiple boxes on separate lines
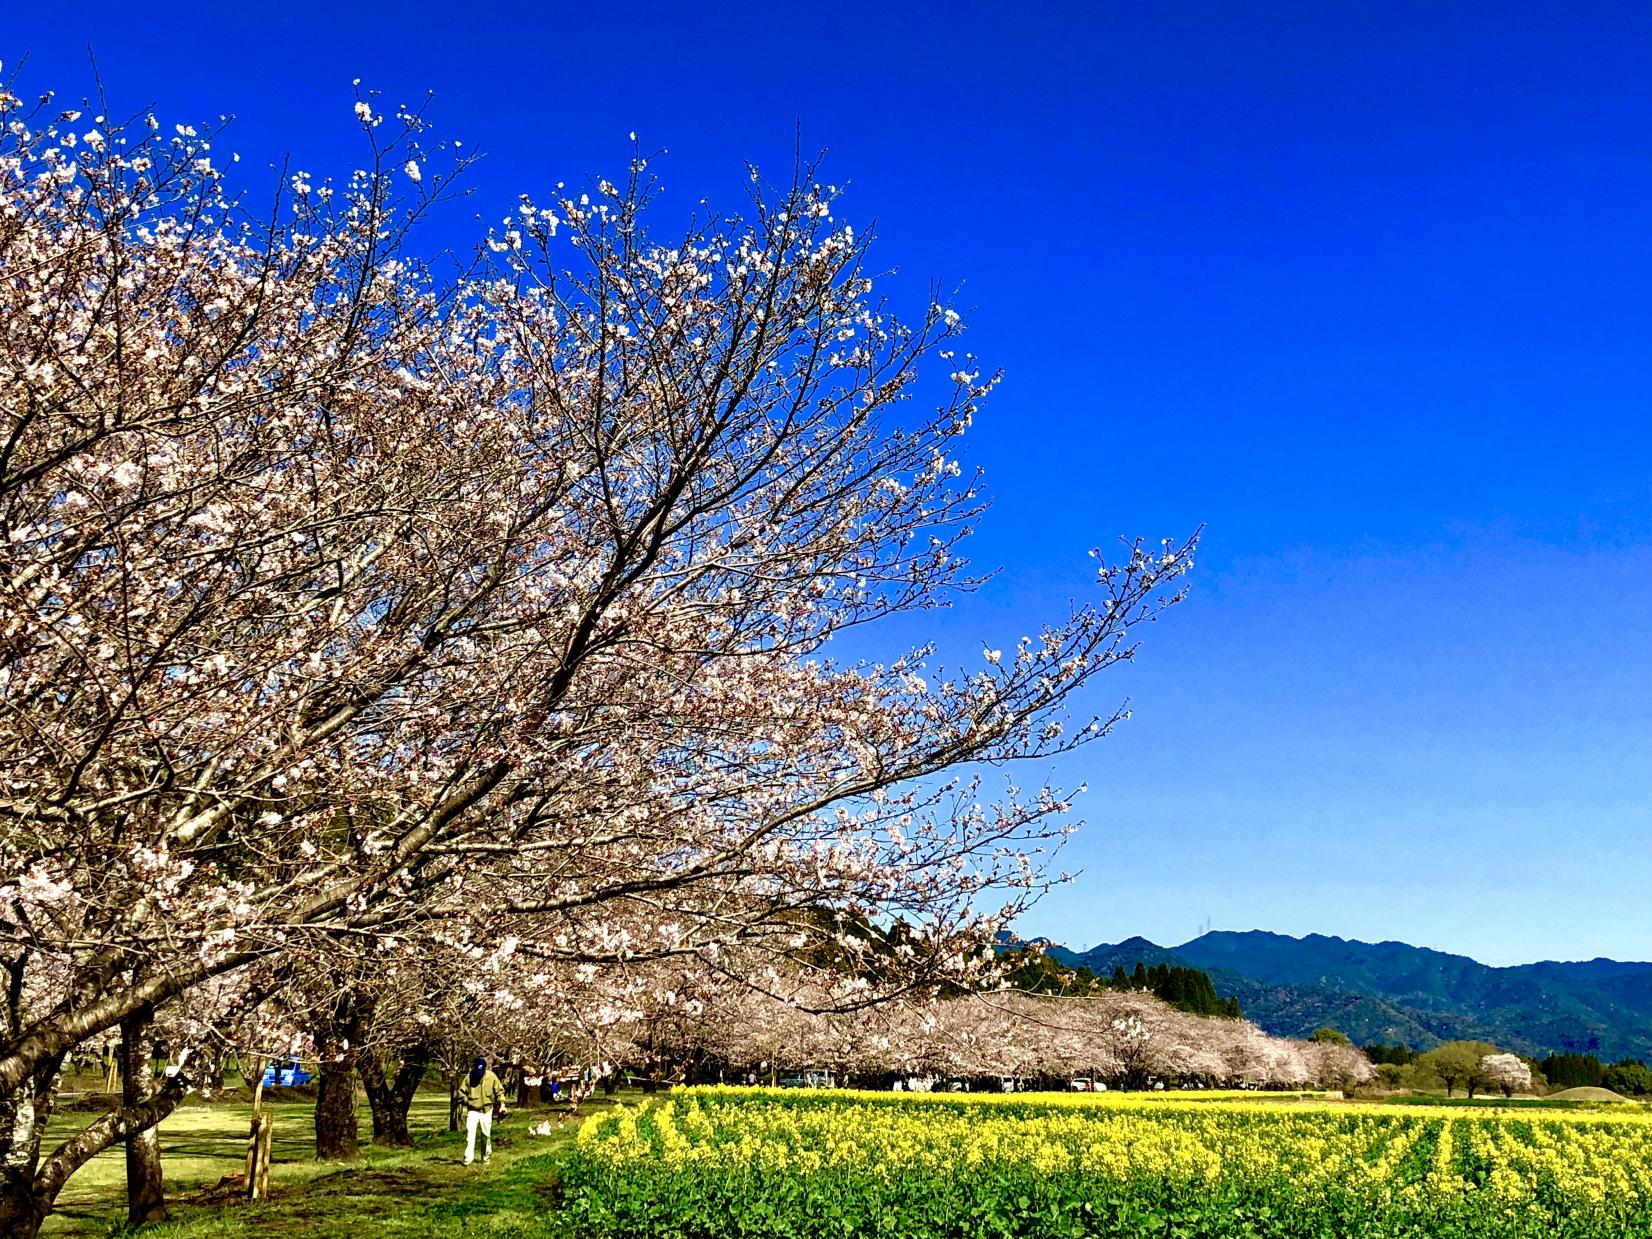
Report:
566,1087,1652,1238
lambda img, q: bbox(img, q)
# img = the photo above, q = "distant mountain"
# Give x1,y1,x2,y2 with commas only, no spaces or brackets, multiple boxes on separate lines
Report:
1053,930,1652,1061
1044,936,1187,975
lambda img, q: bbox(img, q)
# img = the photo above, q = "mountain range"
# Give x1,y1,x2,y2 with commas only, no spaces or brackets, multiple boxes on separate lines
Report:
1041,930,1652,1062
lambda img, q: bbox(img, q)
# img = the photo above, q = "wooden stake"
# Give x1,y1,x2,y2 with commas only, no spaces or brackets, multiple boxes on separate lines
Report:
245,1113,274,1201
245,1055,273,1202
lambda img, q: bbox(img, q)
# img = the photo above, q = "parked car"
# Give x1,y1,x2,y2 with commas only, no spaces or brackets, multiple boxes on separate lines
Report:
259,1061,313,1087
1068,1077,1094,1091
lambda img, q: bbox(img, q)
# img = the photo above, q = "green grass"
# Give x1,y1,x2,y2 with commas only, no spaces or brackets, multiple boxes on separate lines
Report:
1384,1092,1648,1109
40,1088,616,1238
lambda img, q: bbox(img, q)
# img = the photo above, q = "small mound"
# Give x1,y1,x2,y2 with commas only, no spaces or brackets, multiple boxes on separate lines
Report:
1545,1086,1633,1103
61,1092,120,1113
259,1083,319,1102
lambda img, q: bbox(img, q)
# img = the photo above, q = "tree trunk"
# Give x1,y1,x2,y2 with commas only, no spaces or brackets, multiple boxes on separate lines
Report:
518,1068,541,1108
313,1059,359,1161
0,1078,47,1239
0,1175,45,1239
360,1041,430,1148
120,1008,168,1225
0,1049,187,1239
362,1069,408,1148
366,1090,409,1147
312,987,376,1161
448,1078,464,1133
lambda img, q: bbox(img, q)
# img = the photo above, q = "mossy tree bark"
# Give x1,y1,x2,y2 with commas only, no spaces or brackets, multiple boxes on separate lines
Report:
120,1006,168,1225
360,1040,430,1148
313,1059,360,1161
312,991,373,1161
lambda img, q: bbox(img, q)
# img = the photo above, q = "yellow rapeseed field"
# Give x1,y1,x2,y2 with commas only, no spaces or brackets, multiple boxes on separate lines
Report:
566,1086,1652,1238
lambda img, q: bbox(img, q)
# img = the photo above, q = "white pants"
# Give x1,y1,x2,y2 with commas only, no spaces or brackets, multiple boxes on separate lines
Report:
465,1108,493,1163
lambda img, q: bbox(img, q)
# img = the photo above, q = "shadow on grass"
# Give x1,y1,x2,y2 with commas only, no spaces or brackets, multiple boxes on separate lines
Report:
149,1149,575,1239
41,1090,619,1239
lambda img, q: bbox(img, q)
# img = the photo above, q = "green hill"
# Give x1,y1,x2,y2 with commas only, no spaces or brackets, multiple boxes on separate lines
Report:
1056,931,1652,1059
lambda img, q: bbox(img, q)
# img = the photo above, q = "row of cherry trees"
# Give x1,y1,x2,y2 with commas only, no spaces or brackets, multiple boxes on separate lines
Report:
277,950,1372,1128
0,78,1197,1235
642,977,1374,1091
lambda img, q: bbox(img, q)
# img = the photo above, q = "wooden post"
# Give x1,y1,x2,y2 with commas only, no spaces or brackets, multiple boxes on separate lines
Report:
256,1116,273,1199
245,1059,272,1202
245,1112,274,1201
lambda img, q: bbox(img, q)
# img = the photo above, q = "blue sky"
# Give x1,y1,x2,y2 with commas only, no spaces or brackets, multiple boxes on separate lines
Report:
10,2,1649,967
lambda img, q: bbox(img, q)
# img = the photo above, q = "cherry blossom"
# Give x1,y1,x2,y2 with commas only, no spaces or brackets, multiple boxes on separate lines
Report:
0,81,1195,1232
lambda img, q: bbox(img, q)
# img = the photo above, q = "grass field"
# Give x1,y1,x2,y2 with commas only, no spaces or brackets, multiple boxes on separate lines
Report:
40,1089,594,1238
1381,1091,1640,1109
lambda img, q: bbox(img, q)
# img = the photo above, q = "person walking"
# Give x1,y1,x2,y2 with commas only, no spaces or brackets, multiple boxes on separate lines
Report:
462,1056,506,1165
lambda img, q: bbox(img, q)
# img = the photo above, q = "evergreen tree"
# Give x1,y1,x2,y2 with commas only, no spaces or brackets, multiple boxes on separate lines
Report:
1540,1053,1604,1089
1159,969,1184,1007
1362,1043,1417,1066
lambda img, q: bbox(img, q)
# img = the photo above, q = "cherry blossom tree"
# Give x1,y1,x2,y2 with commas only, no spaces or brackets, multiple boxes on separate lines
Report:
0,77,1195,1232
653,981,1373,1094
1480,1052,1533,1098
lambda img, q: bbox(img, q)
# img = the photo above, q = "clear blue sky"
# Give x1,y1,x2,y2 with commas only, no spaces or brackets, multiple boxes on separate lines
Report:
11,2,1649,967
